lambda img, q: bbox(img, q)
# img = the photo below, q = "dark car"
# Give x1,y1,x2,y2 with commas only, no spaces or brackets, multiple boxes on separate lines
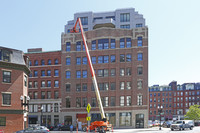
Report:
58,125,76,131
15,126,50,133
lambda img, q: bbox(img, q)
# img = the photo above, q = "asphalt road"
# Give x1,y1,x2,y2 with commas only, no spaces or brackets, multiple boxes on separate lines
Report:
50,126,200,133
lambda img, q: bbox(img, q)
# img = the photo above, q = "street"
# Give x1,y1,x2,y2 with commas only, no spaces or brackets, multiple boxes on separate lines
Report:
50,126,200,133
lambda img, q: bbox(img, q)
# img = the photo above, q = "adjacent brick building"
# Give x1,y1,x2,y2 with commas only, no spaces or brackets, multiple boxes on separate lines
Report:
61,8,148,128
149,81,200,121
26,48,62,127
0,47,30,133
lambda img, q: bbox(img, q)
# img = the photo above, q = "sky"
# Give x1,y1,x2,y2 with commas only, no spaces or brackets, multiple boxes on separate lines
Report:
0,0,200,86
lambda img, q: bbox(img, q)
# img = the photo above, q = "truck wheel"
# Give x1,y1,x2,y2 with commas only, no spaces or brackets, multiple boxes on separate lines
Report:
179,128,182,131
190,127,193,130
101,126,106,133
171,128,174,131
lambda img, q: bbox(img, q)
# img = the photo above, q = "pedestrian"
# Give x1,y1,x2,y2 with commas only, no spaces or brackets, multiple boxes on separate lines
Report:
70,124,73,133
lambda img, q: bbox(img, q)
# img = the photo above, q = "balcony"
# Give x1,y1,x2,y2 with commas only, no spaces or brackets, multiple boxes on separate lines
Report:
93,18,115,29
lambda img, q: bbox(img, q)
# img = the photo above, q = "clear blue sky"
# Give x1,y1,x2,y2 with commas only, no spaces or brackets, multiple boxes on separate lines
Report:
0,0,200,86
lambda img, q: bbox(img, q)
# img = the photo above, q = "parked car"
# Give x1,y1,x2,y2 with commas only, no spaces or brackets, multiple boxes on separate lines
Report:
170,120,193,131
162,121,173,128
58,124,76,131
148,120,153,127
15,126,50,133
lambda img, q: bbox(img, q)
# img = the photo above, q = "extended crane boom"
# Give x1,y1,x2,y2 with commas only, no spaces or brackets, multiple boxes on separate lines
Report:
71,18,106,120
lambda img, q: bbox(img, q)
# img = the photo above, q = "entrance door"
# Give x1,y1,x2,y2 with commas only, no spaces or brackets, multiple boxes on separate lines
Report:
135,114,144,128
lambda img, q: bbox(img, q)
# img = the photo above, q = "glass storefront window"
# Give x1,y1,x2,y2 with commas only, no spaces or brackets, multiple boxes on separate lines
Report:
119,112,131,126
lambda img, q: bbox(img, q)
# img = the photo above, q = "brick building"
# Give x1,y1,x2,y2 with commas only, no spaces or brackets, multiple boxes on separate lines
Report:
61,8,148,128
149,81,200,121
26,48,62,127
0,47,30,133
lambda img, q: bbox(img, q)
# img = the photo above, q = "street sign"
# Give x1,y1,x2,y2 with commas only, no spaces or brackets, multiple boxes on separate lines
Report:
87,103,91,113
86,117,91,121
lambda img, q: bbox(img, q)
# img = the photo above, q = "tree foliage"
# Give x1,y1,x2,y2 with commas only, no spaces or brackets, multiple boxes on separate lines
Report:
184,105,200,121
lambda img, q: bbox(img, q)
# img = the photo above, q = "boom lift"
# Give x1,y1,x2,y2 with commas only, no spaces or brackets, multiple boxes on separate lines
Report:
71,18,110,133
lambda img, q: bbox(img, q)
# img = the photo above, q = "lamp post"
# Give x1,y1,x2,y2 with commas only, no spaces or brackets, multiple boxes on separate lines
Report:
157,105,163,130
41,106,43,126
20,95,30,129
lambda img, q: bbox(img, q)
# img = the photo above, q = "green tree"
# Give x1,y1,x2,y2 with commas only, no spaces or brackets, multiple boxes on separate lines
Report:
184,105,200,121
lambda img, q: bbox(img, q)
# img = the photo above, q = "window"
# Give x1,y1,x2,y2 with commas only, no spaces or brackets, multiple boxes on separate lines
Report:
54,91,59,99
29,82,32,88
103,83,109,91
91,98,96,107
54,69,59,76
110,97,116,106
110,55,115,63
54,103,58,112
98,56,103,63
54,80,59,87
126,38,132,48
48,59,51,65
54,59,58,65
82,97,87,107
41,91,45,99
47,91,51,99
120,82,125,90
47,81,51,87
83,57,87,64
66,42,71,52
120,13,130,22
41,59,45,65
120,68,125,76
66,71,71,79
126,68,131,76
137,37,143,46
76,97,81,108
2,93,11,105
76,42,81,51
126,82,131,90
120,96,125,106
103,55,109,63
137,81,143,89
82,83,87,91
34,81,38,88
47,70,51,76
127,96,131,106
34,60,38,66
34,92,38,99
98,69,103,77
29,60,32,66
83,44,85,51
3,71,11,83
66,84,70,92
80,17,88,25
76,84,81,92
82,70,87,78
120,38,125,48
137,53,143,61
76,57,81,65
24,75,27,87
136,23,143,28
66,57,71,65
137,67,143,75
120,25,130,29
66,98,71,108
110,82,116,90
120,54,125,62
41,81,45,87
34,70,38,77
110,69,116,76
0,117,6,126
92,56,96,64
76,71,81,78
110,39,116,49
126,54,131,62
98,39,109,50
103,97,109,107
137,95,143,105
98,43,103,50
104,69,108,77
91,40,96,50
41,70,45,77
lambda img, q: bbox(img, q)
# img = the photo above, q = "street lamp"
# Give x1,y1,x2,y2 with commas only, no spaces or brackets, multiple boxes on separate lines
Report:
157,105,163,130
41,106,44,126
20,95,30,129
